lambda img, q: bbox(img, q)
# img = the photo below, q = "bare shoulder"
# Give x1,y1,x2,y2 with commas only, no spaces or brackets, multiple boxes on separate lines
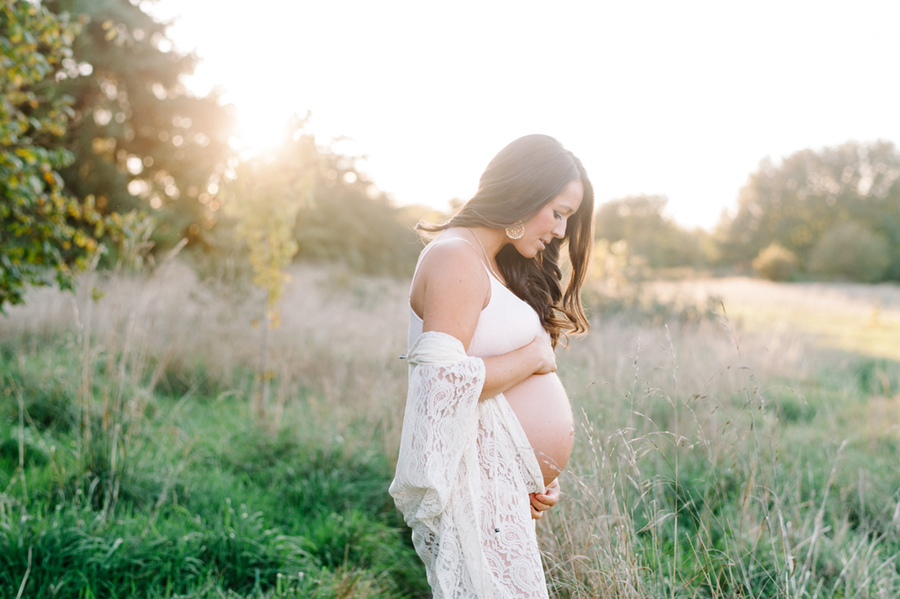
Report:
417,237,487,285
411,237,490,348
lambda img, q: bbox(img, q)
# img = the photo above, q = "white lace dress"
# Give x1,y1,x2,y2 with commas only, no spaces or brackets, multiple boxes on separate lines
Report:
389,331,549,599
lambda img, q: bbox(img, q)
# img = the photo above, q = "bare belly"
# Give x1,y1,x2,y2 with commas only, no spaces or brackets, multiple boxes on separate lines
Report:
504,372,574,486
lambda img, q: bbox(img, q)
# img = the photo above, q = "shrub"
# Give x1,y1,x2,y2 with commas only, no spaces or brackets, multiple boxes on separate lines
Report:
752,242,798,281
808,222,890,283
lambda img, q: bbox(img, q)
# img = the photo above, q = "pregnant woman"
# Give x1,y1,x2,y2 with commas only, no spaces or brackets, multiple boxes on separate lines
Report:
390,134,594,598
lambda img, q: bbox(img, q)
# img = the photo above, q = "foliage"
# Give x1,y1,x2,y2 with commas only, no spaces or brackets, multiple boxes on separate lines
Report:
580,239,719,331
0,317,427,598
719,140,900,279
224,118,315,417
226,118,313,328
594,194,710,268
0,0,105,309
43,0,236,251
5,268,900,597
293,143,422,277
752,242,798,281
808,221,891,283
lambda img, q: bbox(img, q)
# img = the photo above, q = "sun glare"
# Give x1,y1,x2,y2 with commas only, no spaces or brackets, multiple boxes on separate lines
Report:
155,0,900,230
232,107,290,158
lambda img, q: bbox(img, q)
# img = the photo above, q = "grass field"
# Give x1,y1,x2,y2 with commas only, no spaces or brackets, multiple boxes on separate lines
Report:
646,277,900,361
1,264,899,597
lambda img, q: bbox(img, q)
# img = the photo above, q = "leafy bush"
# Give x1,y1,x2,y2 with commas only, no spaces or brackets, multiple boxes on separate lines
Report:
717,141,900,277
0,2,99,309
595,195,713,268
808,221,890,283
752,242,798,281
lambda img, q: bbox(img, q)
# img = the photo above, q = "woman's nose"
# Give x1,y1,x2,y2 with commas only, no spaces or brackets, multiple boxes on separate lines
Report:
553,220,566,238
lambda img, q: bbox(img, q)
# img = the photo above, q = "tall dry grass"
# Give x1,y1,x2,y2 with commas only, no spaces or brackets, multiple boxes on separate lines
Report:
646,277,900,313
643,277,900,362
2,262,411,452
3,264,899,598
541,299,900,597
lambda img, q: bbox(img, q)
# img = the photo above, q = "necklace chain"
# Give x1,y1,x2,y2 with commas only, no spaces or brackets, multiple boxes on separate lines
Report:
468,229,504,286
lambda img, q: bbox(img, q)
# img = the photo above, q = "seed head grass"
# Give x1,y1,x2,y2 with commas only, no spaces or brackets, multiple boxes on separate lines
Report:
1,263,898,597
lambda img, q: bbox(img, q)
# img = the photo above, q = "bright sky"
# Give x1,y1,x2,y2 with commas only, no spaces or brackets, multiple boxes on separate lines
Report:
152,0,900,230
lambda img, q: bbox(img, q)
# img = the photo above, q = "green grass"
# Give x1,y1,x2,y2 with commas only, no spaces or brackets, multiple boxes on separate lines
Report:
642,276,900,360
0,342,428,599
3,267,900,598
538,309,900,598
728,304,900,361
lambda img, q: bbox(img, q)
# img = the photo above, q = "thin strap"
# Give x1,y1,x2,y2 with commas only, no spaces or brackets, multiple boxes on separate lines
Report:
411,237,489,281
409,236,494,320
468,230,506,287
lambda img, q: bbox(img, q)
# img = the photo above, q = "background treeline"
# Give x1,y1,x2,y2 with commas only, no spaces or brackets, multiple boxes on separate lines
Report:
596,141,900,282
721,141,900,282
4,0,900,311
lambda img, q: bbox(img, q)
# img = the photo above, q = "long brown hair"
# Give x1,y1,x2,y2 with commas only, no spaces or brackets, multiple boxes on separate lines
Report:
419,134,594,347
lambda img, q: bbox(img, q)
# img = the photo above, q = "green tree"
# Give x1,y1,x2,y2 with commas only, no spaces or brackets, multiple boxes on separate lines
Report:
808,221,890,283
0,0,103,308
293,143,421,277
594,195,709,268
719,141,900,279
752,242,798,282
44,0,236,250
223,117,314,418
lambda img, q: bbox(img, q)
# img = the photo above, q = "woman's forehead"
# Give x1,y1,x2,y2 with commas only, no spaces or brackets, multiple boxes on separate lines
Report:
549,180,584,212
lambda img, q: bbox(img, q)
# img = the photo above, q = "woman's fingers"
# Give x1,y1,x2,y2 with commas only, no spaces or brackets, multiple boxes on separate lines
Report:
529,493,544,519
541,479,560,506
529,335,557,374
530,480,561,519
530,493,548,510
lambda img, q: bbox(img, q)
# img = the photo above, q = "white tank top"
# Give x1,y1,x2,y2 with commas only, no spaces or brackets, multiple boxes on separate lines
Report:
407,237,547,356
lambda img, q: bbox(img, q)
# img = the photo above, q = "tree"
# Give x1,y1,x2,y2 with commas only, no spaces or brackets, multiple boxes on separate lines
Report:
808,221,890,283
594,195,709,268
293,142,422,277
223,117,314,418
0,0,104,308
44,0,236,251
719,141,900,279
752,243,798,282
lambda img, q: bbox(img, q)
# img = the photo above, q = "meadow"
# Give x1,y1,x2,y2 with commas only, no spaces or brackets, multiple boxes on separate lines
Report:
1,263,899,598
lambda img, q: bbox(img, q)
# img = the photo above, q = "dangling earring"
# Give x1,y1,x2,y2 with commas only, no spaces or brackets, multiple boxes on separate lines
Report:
505,222,525,239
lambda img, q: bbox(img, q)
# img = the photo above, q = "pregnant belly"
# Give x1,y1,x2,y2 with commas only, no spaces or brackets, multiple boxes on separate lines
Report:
503,372,574,486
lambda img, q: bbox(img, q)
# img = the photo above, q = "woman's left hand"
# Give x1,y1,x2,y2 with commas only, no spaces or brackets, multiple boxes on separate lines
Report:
529,479,560,520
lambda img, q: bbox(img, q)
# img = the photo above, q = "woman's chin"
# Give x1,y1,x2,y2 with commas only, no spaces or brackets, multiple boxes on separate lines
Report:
514,245,541,259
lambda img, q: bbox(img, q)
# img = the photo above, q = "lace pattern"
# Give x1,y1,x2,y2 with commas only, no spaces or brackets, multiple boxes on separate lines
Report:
389,332,548,599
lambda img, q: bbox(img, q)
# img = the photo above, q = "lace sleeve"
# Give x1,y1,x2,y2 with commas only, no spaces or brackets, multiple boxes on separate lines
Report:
389,333,484,531
389,331,549,599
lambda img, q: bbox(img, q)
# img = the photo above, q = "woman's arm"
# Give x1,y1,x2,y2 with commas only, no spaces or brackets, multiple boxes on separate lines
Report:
480,337,555,400
413,240,555,401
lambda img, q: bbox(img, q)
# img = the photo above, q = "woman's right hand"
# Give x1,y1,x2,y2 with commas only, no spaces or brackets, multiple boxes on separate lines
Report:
528,335,557,374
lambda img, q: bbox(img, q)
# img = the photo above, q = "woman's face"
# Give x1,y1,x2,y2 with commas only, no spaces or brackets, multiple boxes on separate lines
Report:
510,179,584,259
